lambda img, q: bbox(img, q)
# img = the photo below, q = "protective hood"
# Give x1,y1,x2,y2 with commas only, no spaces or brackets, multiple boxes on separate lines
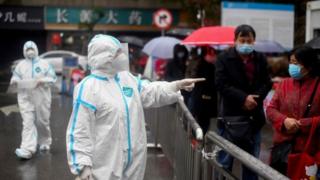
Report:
23,41,39,60
88,34,129,77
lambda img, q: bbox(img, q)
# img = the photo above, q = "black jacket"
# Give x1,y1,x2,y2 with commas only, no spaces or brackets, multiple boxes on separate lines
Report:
215,48,272,130
190,59,217,118
164,44,188,82
164,60,186,82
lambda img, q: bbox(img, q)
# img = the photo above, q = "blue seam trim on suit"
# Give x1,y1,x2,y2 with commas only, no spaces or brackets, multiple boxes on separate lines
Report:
69,74,107,174
31,58,40,78
90,74,108,81
45,64,57,80
109,36,122,48
89,35,121,48
13,71,22,79
128,73,142,93
76,99,97,111
137,77,142,93
32,59,34,78
69,76,91,174
114,74,132,170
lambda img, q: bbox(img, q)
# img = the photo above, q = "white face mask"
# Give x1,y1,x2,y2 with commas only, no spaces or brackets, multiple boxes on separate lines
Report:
177,52,186,59
26,49,36,60
112,52,129,73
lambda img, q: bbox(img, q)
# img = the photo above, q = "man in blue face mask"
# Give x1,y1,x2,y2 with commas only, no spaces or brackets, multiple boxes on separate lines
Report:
215,24,272,180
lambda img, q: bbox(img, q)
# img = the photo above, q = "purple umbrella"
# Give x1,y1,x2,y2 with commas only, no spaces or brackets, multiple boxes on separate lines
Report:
254,40,287,53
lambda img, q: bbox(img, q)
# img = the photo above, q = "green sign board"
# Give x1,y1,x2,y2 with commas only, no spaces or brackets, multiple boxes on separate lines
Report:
46,7,179,26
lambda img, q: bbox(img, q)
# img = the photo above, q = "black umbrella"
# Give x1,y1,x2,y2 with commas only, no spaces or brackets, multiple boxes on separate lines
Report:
166,27,194,38
254,40,287,53
305,37,320,49
117,36,145,47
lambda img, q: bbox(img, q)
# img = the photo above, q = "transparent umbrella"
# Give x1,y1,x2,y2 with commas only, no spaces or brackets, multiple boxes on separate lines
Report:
142,36,181,59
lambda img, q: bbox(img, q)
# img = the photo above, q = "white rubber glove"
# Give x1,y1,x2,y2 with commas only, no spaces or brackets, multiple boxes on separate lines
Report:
175,78,206,92
75,166,93,180
195,127,204,140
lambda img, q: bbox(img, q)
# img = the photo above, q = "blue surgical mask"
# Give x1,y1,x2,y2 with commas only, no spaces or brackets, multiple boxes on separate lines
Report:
236,44,254,54
288,64,303,80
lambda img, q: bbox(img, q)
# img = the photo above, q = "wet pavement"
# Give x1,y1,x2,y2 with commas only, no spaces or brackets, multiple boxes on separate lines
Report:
0,93,173,180
0,85,273,180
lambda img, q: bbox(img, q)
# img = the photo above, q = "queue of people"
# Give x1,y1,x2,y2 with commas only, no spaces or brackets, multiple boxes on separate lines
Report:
9,23,320,180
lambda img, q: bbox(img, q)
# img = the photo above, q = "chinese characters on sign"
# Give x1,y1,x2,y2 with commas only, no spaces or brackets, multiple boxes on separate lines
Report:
0,6,179,29
46,7,179,26
16,12,27,23
105,10,118,24
0,6,43,29
57,8,68,23
80,10,92,23
3,12,15,22
129,11,142,25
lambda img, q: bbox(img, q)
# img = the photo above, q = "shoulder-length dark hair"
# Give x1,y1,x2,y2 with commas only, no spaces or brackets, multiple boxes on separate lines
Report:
290,46,320,77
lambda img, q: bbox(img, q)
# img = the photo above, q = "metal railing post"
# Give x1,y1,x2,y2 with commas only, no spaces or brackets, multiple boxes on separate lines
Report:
204,131,289,180
154,108,159,148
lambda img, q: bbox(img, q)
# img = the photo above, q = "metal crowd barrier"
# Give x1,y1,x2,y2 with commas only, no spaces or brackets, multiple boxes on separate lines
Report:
144,99,203,180
204,131,289,180
144,99,289,180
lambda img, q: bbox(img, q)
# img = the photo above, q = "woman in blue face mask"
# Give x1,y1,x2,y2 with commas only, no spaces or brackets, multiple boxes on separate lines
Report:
288,53,311,80
267,46,320,178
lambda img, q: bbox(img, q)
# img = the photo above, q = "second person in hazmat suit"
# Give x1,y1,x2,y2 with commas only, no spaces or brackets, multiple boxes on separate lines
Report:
66,34,204,180
10,41,57,159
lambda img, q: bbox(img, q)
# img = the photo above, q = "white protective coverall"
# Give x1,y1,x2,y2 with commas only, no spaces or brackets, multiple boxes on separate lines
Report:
66,35,186,180
11,41,57,158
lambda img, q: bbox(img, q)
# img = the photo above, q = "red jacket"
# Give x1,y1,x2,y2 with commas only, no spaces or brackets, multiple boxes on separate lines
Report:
267,77,320,153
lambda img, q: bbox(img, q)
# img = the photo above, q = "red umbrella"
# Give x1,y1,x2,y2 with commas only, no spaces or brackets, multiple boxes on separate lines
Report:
182,26,235,46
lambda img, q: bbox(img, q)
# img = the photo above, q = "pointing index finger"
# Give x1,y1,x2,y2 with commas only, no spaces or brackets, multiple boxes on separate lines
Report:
191,78,206,83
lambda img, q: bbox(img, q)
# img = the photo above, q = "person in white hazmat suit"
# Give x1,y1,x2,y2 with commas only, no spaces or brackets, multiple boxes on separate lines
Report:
10,41,57,159
66,34,205,180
